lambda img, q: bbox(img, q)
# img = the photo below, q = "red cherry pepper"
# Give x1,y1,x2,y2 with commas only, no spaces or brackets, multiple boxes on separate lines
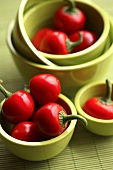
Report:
29,74,61,105
34,103,87,138
83,80,113,120
39,30,82,54
0,83,35,124
32,27,53,50
11,121,44,142
53,0,86,35
69,30,97,52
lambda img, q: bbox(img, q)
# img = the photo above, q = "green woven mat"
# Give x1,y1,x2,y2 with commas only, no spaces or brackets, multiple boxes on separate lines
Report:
0,122,113,170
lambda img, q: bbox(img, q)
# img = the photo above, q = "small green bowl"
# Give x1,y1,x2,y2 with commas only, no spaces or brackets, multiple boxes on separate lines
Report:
74,81,113,136
12,0,110,66
0,94,77,161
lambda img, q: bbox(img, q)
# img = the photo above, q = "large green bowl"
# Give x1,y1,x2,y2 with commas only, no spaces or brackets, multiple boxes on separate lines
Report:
7,14,113,99
12,0,110,66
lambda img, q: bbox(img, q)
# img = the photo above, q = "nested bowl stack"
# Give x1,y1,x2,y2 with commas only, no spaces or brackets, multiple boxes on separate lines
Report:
7,14,113,98
12,0,110,66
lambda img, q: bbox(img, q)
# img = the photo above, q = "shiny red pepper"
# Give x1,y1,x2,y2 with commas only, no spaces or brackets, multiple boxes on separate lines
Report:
32,27,53,50
83,80,113,120
29,74,61,105
11,121,43,142
0,83,35,124
34,103,87,138
38,29,82,54
69,30,97,52
53,0,86,35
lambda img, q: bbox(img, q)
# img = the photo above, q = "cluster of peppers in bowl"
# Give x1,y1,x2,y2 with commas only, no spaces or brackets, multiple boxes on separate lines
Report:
32,0,97,55
0,74,87,142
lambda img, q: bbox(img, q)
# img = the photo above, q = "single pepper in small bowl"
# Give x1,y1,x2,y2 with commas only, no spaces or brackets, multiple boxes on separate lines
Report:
83,79,113,120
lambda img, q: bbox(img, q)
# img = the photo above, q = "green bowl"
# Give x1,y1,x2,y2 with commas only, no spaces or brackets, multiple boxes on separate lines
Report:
12,0,110,66
74,81,113,136
7,14,113,99
0,94,77,161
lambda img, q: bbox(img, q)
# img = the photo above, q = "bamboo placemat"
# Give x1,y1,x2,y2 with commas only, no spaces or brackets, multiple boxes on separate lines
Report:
1,0,113,169
0,122,113,170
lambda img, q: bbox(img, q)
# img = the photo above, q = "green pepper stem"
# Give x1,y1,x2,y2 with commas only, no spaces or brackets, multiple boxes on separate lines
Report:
59,110,87,127
24,85,30,93
64,0,77,14
0,81,12,98
66,32,83,53
99,79,113,104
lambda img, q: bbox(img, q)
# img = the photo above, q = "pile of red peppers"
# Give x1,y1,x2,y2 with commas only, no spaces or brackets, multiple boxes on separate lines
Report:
32,0,97,55
0,74,87,142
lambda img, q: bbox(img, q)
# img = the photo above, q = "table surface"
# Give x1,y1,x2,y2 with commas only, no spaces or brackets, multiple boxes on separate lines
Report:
1,0,113,169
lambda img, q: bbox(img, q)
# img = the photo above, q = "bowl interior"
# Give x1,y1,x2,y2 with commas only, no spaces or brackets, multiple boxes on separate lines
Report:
75,82,113,122
24,1,103,41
